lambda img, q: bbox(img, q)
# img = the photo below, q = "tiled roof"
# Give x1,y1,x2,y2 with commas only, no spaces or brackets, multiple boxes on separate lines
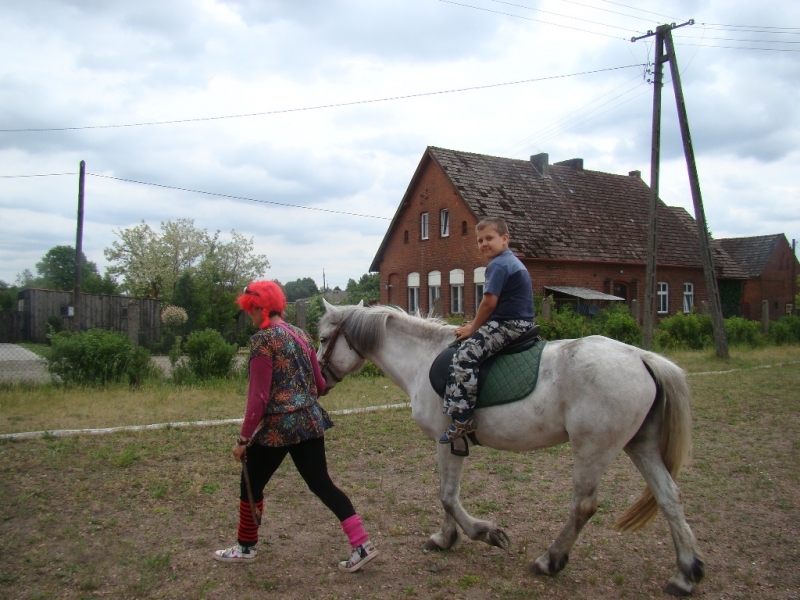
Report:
425,146,746,278
717,234,785,277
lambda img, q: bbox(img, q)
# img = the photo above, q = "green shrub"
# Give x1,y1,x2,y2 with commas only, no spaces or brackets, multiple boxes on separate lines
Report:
183,328,237,379
539,305,591,341
724,316,764,347
769,315,800,345
592,304,641,346
655,312,713,350
47,329,158,386
46,315,64,336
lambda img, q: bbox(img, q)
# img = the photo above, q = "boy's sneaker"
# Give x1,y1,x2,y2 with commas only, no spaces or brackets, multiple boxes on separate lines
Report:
338,541,378,572
213,543,257,563
438,416,476,443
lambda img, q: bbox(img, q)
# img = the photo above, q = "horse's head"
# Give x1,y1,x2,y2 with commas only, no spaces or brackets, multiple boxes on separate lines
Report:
317,299,367,390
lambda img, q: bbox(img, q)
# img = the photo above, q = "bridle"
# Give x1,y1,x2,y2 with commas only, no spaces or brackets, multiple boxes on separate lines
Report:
318,323,365,384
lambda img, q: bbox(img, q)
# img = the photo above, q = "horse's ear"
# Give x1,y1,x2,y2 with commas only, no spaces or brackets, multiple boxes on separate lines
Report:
356,300,364,307
323,298,338,313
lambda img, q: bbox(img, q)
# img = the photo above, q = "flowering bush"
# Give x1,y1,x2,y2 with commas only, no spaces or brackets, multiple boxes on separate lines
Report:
161,305,188,328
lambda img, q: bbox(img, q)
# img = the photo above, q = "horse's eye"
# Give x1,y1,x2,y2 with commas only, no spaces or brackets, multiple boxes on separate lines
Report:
319,337,328,344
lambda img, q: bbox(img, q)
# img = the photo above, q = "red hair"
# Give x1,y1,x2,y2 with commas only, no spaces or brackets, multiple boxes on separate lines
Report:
237,280,287,328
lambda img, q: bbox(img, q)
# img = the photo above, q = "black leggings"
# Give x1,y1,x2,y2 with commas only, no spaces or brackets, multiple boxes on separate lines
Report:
240,436,355,522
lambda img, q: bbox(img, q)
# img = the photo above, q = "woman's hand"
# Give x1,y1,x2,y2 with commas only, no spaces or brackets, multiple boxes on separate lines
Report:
232,442,248,462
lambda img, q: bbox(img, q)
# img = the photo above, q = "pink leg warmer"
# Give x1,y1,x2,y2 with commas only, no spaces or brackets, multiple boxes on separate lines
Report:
341,514,369,548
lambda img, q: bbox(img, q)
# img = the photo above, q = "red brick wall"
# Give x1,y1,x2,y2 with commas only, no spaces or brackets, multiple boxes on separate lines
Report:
741,237,799,320
377,159,726,321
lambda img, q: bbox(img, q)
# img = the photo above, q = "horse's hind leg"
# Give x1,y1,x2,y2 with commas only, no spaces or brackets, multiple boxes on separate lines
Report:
424,443,510,552
530,449,618,577
624,439,704,596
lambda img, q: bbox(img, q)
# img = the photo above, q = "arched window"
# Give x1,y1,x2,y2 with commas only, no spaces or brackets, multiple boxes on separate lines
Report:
450,269,464,314
428,271,441,314
408,272,420,313
473,267,486,310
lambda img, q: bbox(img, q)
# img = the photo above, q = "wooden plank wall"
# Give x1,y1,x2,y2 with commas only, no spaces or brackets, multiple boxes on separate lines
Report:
18,289,161,344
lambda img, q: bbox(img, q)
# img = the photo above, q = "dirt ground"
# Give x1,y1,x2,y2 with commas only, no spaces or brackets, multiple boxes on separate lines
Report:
1,363,799,600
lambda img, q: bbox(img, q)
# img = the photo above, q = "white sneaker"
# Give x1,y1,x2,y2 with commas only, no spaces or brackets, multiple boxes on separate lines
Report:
213,543,257,563
338,541,378,572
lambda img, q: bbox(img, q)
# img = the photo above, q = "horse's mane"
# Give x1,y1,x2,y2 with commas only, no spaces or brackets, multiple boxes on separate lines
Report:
336,305,451,354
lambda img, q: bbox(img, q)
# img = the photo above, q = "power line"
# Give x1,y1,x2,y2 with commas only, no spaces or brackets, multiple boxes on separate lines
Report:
0,172,77,178
593,0,681,22
554,0,670,24
86,173,392,220
675,42,800,53
0,64,643,133
438,0,627,39
485,0,633,32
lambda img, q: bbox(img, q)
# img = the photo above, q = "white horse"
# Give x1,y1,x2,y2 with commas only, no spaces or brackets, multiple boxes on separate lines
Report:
317,302,704,596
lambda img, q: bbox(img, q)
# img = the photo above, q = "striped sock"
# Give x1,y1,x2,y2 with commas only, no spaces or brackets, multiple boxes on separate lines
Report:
237,499,262,547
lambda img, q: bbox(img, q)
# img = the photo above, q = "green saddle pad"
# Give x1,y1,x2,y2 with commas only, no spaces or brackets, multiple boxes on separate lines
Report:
477,340,547,408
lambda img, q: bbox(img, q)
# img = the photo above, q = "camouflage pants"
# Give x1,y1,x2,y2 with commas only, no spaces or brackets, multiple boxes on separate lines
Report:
443,319,533,417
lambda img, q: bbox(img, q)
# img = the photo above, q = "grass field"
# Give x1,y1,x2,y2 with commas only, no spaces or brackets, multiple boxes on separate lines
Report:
0,346,798,599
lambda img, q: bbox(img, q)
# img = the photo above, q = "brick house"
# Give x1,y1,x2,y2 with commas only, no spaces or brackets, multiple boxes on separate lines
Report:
717,234,799,320
369,146,747,320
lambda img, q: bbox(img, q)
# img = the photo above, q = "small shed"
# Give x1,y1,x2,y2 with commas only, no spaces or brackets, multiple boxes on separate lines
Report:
17,288,161,344
544,286,625,317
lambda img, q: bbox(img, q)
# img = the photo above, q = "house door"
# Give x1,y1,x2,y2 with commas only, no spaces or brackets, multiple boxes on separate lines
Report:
613,282,628,303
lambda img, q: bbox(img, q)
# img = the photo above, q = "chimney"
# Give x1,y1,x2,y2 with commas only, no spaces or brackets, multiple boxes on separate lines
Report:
628,170,641,178
530,153,549,178
554,158,583,170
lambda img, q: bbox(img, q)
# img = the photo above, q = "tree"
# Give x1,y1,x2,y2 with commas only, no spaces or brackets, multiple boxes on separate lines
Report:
284,278,319,302
34,245,115,294
346,273,380,305
0,280,18,311
105,219,208,298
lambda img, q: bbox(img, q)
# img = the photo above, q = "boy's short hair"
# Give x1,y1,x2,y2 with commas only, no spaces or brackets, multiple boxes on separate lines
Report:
476,217,509,236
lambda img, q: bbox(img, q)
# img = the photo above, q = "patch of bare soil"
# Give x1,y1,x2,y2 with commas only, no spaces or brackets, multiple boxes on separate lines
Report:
1,371,799,600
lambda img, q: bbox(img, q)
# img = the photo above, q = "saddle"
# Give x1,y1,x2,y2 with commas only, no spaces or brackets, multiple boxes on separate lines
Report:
428,325,545,408
428,325,545,456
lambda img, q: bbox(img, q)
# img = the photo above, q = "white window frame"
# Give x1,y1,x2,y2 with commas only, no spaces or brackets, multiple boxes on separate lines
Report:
474,267,486,311
420,213,429,240
428,270,441,312
440,209,450,237
408,272,420,313
657,282,669,314
450,268,465,315
451,285,464,314
683,283,694,313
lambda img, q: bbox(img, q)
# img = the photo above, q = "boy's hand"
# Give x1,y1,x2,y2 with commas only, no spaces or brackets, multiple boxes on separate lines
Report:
454,322,475,342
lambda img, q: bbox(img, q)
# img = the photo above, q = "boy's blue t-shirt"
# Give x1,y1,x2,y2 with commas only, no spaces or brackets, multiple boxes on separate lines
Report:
484,249,534,321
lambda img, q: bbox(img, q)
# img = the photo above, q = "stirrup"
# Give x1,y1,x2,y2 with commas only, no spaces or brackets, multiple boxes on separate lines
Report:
438,417,476,444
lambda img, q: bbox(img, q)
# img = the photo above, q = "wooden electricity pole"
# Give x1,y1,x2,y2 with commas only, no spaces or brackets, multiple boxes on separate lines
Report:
73,160,86,333
641,27,665,350
634,21,729,358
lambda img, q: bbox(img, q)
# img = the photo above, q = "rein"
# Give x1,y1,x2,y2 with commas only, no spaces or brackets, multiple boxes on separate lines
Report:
319,323,365,383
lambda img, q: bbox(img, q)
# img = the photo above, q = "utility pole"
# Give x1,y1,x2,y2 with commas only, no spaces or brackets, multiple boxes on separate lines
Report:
793,238,797,316
633,21,729,358
641,27,665,350
73,160,85,333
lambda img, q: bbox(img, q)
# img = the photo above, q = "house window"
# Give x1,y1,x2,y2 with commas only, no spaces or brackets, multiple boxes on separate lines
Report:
474,267,486,311
462,220,468,235
440,209,449,237
450,269,464,314
428,271,441,314
420,213,429,240
683,283,694,313
657,282,669,314
408,272,420,313
403,230,408,243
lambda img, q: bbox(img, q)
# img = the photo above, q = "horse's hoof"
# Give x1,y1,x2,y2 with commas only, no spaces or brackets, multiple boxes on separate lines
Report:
664,577,693,597
489,528,510,551
423,539,444,552
689,557,705,583
529,555,551,575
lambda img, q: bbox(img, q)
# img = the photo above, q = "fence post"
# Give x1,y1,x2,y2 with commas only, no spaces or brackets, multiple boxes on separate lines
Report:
541,297,551,321
761,300,770,335
296,300,307,330
630,299,640,325
127,300,140,347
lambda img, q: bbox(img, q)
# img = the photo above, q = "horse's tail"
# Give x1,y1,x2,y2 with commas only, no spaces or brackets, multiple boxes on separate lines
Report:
615,352,693,532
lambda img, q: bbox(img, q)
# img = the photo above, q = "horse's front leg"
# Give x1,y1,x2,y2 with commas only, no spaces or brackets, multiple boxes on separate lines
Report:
424,443,510,552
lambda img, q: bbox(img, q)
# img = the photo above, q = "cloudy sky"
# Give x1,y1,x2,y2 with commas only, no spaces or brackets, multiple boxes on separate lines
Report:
1,0,798,291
